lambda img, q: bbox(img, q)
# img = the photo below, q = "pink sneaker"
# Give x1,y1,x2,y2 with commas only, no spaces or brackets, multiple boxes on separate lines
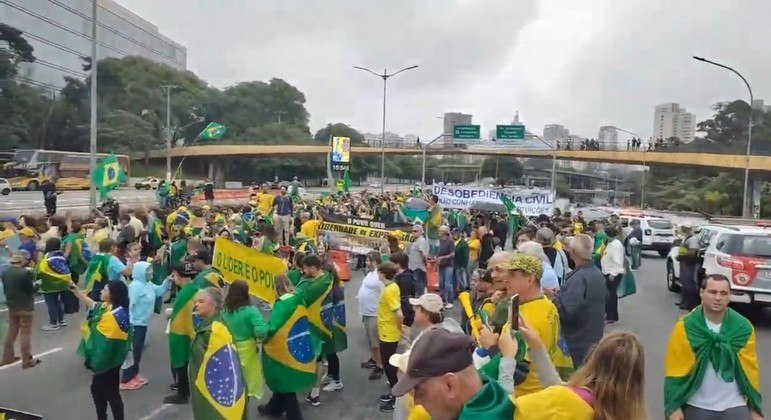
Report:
136,375,149,386
120,377,142,391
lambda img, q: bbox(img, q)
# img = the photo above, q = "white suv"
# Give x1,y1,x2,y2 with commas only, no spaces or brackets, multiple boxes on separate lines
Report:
0,178,10,195
621,215,676,257
666,224,771,307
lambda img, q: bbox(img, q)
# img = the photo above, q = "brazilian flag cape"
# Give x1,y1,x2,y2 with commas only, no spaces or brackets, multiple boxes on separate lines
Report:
296,272,333,357
262,292,317,393
83,253,111,294
664,307,762,416
193,267,225,289
331,285,347,353
36,251,71,293
457,378,515,420
62,232,90,275
148,216,165,249
77,303,131,374
169,282,200,368
169,239,188,267
189,315,246,420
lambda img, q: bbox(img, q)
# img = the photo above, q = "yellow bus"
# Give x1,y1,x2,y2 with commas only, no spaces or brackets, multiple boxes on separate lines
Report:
0,149,130,191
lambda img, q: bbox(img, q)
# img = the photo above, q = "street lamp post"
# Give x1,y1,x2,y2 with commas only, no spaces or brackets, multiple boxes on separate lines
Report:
353,65,419,193
421,133,444,185
161,84,178,182
612,126,645,209
693,56,754,218
88,0,98,210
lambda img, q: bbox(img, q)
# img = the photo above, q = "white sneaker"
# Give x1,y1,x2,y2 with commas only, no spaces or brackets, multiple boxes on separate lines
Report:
444,303,454,309
41,324,60,331
320,374,333,385
322,380,343,392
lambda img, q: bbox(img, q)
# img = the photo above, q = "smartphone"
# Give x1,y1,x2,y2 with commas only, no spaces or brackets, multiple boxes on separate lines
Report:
509,294,520,330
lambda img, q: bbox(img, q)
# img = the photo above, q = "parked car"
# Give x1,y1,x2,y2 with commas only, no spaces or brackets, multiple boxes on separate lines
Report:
620,213,676,257
666,223,771,308
0,178,11,195
135,177,159,190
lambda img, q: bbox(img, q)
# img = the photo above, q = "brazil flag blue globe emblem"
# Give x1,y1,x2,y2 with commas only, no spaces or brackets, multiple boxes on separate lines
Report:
203,344,244,407
106,166,116,182
287,316,314,364
333,302,346,327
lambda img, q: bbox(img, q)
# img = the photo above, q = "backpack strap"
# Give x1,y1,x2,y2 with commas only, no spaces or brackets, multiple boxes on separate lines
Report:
569,386,595,408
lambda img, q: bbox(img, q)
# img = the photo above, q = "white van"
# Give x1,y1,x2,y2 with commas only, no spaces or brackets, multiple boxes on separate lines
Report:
621,214,676,257
0,178,10,195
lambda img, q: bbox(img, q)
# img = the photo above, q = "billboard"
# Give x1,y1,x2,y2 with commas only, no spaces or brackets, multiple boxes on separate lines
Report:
331,136,350,171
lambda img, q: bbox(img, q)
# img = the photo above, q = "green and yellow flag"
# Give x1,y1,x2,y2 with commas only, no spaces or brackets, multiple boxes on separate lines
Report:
78,303,131,374
90,154,126,200
197,122,227,140
190,316,246,420
168,282,200,368
83,253,111,294
664,307,762,417
148,216,164,249
36,251,71,293
297,272,333,356
262,293,317,393
332,299,347,353
63,232,90,275
342,169,352,193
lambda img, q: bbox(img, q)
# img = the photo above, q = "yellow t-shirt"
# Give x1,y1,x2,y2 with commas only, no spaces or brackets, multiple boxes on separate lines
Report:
514,385,594,420
0,229,15,243
468,238,481,261
377,281,402,342
301,219,321,240
554,241,563,251
257,192,275,215
515,296,574,396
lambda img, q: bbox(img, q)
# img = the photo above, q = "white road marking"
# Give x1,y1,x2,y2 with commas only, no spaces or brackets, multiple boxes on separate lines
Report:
0,299,45,313
137,404,174,420
0,347,62,370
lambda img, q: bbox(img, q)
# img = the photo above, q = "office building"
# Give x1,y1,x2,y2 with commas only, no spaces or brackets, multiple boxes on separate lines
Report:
2,0,187,94
543,124,569,147
653,103,696,143
597,126,619,150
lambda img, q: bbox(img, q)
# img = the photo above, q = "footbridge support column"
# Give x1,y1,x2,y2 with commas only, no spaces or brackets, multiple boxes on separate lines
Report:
208,161,225,188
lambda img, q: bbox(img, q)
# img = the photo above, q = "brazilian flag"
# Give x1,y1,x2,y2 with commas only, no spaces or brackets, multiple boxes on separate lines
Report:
168,283,199,368
63,232,90,275
296,272,333,356
664,307,762,417
148,216,165,249
36,251,71,293
197,122,227,140
332,298,347,353
190,316,246,419
262,293,316,393
83,253,111,294
169,239,188,267
90,153,126,200
77,303,131,374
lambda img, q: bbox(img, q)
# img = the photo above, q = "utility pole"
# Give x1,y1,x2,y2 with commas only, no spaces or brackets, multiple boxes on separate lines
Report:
274,110,288,123
88,0,98,210
161,85,178,182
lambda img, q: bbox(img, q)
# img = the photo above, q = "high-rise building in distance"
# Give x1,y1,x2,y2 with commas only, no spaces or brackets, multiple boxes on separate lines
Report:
543,124,569,147
597,126,619,149
442,112,473,147
653,103,696,143
2,0,187,94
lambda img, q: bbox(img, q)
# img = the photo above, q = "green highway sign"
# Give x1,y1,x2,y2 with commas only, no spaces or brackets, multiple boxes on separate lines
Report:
496,124,526,140
453,125,480,140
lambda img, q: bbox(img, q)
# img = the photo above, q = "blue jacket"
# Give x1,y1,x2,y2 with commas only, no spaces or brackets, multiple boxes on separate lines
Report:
128,261,171,327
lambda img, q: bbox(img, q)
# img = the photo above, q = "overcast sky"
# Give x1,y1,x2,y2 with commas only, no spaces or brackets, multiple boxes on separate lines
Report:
123,0,771,140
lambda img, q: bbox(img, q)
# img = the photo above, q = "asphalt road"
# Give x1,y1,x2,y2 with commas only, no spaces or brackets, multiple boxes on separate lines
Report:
1,254,769,419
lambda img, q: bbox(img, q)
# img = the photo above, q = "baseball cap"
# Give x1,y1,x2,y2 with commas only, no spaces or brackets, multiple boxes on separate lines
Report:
19,227,35,237
408,293,444,314
391,326,475,397
493,253,543,280
535,227,555,246
172,261,197,277
439,225,450,232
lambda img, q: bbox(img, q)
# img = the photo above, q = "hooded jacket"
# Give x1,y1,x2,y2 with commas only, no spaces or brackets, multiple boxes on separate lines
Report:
128,261,171,326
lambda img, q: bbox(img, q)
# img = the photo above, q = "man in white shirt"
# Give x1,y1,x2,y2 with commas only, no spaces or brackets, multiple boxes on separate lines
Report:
356,251,385,380
600,227,625,323
664,274,763,420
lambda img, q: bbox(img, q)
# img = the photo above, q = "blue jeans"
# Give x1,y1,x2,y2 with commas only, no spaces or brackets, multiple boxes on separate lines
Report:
43,292,64,325
122,325,147,383
438,265,455,303
413,269,427,296
629,244,642,269
454,266,469,291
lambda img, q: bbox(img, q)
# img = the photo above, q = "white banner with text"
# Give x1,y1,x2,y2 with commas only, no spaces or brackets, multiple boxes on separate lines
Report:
431,184,554,216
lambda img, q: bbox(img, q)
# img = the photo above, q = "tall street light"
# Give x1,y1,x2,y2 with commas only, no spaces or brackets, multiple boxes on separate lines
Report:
421,133,445,185
693,56,754,218
353,65,419,193
161,84,179,182
612,126,645,209
530,135,557,198
88,0,99,210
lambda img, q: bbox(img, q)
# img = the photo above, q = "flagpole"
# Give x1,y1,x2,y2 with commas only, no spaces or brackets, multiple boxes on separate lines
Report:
88,0,98,210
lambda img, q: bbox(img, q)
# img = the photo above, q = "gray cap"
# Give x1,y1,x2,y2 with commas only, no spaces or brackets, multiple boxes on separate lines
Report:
535,227,555,245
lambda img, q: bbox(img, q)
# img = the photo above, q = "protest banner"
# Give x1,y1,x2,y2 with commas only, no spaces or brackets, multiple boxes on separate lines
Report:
212,237,287,304
431,184,554,216
319,211,413,231
319,220,415,255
